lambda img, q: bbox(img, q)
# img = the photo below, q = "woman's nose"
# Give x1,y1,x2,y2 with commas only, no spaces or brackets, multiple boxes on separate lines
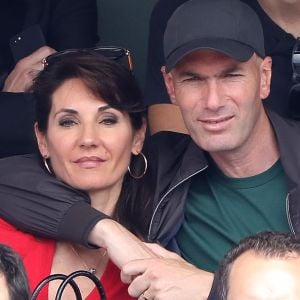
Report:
78,125,100,148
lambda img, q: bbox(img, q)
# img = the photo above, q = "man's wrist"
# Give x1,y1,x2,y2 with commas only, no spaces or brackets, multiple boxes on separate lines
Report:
88,218,119,248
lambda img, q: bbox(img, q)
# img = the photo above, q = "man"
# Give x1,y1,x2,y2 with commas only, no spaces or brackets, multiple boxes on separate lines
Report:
120,0,300,298
217,232,300,300
144,0,300,134
1,0,300,299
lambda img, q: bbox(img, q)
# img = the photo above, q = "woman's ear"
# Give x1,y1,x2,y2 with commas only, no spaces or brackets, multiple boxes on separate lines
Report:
132,119,147,155
34,122,49,158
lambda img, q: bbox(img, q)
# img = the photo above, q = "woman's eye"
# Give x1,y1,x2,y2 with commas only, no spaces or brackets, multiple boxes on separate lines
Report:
100,117,118,125
59,118,78,127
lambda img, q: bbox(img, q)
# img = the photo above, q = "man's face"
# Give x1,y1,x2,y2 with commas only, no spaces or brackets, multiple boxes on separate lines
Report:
163,50,271,156
227,250,300,300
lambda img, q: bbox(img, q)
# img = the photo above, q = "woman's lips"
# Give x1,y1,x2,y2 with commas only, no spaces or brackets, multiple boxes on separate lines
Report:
74,156,105,168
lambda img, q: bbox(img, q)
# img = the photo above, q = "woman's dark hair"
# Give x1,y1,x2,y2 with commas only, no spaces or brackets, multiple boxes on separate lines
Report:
0,243,30,300
31,51,153,238
33,50,145,131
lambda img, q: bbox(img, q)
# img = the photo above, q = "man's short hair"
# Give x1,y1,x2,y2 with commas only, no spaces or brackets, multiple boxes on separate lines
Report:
217,231,300,299
0,243,30,300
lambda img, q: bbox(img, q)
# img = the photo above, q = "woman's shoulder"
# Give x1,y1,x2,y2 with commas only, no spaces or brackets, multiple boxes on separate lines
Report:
0,217,54,256
0,153,41,173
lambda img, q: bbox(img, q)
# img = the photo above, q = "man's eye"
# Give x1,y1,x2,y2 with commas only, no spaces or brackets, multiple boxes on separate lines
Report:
183,76,201,82
225,73,242,78
59,119,77,127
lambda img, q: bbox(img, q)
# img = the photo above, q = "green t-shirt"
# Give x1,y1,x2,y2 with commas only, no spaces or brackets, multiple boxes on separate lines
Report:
176,159,290,272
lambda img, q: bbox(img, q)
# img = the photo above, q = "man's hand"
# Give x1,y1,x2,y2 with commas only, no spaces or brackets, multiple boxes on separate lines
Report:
89,219,158,268
3,46,55,92
121,243,214,300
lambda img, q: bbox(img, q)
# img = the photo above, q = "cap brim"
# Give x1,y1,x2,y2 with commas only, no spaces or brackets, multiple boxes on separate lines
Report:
165,38,254,72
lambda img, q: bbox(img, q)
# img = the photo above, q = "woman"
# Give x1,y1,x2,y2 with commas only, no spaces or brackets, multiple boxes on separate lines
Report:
0,49,154,299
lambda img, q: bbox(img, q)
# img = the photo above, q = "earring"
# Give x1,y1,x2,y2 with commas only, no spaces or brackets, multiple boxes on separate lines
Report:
128,152,148,179
43,156,52,174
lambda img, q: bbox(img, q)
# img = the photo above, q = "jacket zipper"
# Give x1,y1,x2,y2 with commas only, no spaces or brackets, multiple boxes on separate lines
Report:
147,165,208,240
286,193,295,234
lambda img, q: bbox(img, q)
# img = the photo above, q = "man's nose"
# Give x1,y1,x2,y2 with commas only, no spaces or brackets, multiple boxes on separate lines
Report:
204,80,223,111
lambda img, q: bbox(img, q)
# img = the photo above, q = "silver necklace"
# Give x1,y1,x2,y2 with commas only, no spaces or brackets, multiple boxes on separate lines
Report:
70,244,107,274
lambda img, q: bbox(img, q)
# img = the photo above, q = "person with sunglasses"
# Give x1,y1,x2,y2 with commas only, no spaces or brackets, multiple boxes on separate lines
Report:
0,0,99,158
0,50,158,299
144,0,300,135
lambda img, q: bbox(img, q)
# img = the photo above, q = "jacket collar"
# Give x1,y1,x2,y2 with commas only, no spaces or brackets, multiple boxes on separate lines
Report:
172,139,208,186
171,110,300,188
267,110,300,188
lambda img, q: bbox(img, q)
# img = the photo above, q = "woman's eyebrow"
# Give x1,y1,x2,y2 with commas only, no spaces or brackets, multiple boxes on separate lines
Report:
98,105,111,112
54,108,78,117
54,105,113,117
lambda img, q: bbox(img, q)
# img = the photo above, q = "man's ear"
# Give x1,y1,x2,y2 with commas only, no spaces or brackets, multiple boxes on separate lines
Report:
161,66,177,104
34,122,49,158
260,56,272,100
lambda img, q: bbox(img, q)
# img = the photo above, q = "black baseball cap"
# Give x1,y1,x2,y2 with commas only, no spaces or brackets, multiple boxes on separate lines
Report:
164,0,265,72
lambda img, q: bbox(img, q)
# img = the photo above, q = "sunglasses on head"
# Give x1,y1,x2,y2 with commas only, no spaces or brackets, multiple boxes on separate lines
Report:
42,46,133,71
289,38,300,119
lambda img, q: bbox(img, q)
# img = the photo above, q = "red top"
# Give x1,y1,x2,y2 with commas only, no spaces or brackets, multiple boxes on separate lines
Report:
0,218,134,299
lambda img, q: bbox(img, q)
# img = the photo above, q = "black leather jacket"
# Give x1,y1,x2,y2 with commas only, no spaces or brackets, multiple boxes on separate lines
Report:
147,111,300,251
0,111,300,250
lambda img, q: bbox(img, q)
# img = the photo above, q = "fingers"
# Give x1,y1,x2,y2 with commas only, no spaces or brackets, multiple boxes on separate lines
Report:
121,259,149,284
23,45,56,66
138,290,153,300
121,256,215,300
127,273,150,298
3,46,56,92
143,242,182,259
122,259,151,279
121,258,162,298
18,46,56,73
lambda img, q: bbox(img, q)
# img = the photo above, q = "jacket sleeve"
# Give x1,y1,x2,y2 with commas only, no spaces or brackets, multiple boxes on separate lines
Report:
0,154,107,247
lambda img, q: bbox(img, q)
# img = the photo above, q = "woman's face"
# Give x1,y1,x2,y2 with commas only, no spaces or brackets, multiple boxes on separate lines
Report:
35,78,145,194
